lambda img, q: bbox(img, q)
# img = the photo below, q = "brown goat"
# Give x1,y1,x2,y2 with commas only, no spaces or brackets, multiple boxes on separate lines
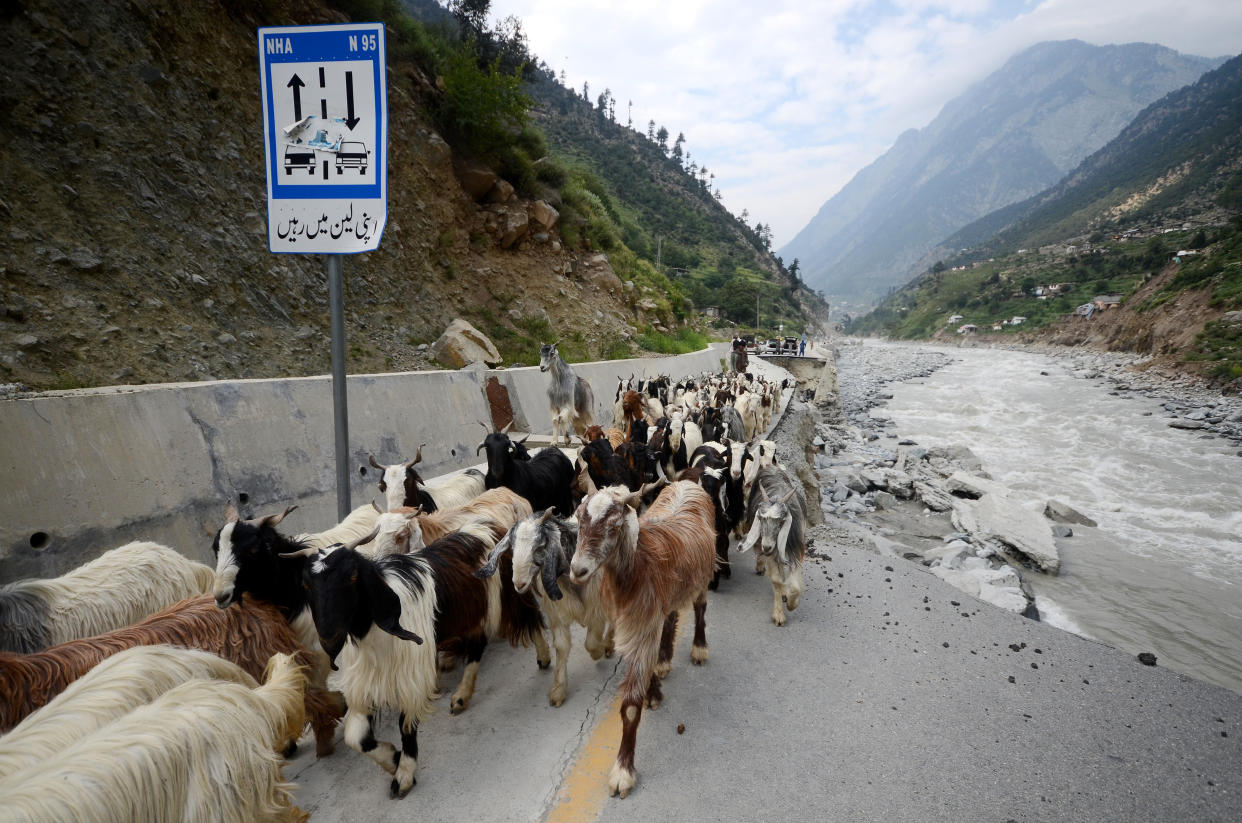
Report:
570,480,716,798
0,595,342,754
377,487,533,551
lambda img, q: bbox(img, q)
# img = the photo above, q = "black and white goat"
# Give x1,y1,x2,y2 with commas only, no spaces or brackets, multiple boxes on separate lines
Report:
369,446,486,513
478,426,576,515
739,465,807,626
477,509,613,706
540,342,595,445
286,529,545,797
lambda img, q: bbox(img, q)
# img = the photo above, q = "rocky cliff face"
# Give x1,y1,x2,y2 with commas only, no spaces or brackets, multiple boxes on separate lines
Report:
781,40,1223,306
0,0,670,390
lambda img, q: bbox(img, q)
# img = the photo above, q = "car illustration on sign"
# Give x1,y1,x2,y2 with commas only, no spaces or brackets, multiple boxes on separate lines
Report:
284,144,317,175
335,141,369,174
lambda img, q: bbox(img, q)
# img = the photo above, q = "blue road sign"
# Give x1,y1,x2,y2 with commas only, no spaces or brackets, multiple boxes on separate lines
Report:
258,23,387,253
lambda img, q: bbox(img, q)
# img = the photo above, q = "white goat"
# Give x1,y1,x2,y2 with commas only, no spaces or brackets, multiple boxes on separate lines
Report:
0,645,258,778
477,509,613,707
0,653,309,823
0,542,214,654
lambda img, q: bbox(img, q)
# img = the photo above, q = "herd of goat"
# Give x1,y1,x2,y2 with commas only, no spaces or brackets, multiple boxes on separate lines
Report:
0,354,811,819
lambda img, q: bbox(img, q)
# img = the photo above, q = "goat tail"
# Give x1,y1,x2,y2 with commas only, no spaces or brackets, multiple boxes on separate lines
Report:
259,653,309,750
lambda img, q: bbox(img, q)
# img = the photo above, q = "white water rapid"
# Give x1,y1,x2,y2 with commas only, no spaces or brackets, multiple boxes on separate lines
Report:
878,343,1242,694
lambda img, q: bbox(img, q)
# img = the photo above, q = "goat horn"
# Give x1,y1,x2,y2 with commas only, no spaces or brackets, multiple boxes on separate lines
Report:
477,442,486,455
368,454,385,471
224,503,240,523
537,508,557,525
518,434,530,444
404,444,424,469
478,420,492,433
278,547,318,560
501,420,515,434
779,487,798,505
345,525,380,551
371,499,383,513
249,505,297,530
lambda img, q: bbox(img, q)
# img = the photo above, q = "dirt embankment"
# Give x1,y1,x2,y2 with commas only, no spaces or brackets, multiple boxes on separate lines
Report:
0,0,673,391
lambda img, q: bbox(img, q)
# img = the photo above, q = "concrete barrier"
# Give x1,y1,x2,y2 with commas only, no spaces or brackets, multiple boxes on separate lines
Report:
0,344,730,582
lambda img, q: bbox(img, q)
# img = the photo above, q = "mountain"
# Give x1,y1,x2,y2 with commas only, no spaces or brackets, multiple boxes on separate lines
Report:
0,0,824,392
780,40,1224,307
848,53,1242,384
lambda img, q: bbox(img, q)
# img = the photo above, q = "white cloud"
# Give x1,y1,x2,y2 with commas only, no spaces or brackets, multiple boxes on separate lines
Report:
488,0,1241,247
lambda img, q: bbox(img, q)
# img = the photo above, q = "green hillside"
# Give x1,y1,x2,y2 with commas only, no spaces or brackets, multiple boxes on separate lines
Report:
383,0,828,343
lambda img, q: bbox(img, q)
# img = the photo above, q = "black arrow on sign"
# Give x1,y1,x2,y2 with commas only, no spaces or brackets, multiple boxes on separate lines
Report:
287,74,305,121
344,71,360,130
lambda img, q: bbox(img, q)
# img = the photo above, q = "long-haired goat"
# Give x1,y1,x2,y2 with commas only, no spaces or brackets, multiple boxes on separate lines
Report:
739,465,807,626
373,487,534,553
478,426,576,515
570,480,716,798
0,652,309,823
540,342,595,445
212,503,381,755
288,528,545,797
369,446,486,513
0,541,214,654
0,645,258,778
477,509,613,707
0,595,341,755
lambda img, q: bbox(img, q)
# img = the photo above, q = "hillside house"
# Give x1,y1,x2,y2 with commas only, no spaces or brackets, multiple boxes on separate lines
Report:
702,306,721,319
957,324,977,334
948,314,964,323
1010,316,1027,325
1093,295,1122,311
991,322,1004,331
1076,303,1095,319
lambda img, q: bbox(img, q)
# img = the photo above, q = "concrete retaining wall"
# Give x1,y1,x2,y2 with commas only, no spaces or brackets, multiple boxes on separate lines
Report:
0,344,729,582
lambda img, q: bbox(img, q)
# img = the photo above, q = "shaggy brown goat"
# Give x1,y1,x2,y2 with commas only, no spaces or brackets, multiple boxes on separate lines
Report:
0,595,342,755
570,480,716,798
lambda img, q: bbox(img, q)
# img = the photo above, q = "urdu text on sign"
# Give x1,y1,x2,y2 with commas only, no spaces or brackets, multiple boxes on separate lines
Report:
258,23,387,254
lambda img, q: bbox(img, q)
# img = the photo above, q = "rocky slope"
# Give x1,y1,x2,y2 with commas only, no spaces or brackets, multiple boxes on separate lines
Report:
0,0,692,391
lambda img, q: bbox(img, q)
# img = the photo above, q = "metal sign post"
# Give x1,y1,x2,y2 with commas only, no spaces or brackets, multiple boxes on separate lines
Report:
258,22,387,520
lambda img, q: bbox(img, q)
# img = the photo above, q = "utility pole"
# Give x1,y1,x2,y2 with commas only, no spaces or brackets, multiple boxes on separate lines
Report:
756,293,760,329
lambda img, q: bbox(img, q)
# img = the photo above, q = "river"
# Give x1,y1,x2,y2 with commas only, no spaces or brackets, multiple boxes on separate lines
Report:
874,342,1242,695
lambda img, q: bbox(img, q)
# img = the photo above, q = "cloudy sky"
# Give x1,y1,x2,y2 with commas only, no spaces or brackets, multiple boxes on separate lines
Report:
485,0,1240,250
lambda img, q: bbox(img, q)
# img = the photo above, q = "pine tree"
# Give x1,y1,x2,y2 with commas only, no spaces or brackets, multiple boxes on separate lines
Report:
647,119,656,140
656,125,669,152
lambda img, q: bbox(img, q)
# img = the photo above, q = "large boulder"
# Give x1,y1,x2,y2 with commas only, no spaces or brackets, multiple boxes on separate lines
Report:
498,209,529,249
458,164,498,200
430,319,502,368
532,200,560,230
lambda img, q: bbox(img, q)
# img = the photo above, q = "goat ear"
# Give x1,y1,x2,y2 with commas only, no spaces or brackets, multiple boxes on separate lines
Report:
475,529,514,579
541,549,564,601
367,577,424,644
776,513,794,566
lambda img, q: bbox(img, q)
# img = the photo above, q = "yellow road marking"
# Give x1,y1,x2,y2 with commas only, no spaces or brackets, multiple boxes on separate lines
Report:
543,692,625,823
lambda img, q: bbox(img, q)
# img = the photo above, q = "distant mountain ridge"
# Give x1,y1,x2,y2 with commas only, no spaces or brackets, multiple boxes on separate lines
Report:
780,40,1224,306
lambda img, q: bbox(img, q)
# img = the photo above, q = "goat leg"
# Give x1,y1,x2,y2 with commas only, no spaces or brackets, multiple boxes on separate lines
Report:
549,623,572,707
390,712,419,799
345,711,399,775
450,634,487,714
691,590,709,664
652,611,678,681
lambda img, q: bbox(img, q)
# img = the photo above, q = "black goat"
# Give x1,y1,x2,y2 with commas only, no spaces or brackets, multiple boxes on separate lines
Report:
478,429,576,515
579,437,642,492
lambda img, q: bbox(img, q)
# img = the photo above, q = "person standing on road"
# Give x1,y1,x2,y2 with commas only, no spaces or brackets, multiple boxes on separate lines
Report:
798,333,807,356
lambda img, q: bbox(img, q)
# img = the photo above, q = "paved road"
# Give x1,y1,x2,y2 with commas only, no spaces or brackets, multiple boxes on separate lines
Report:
288,526,1241,822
